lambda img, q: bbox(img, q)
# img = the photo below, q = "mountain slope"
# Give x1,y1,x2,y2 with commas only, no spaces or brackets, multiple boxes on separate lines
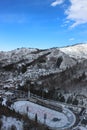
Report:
0,44,87,99
59,43,87,60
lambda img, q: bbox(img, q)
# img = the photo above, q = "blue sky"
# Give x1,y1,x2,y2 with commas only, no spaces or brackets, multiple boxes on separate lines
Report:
0,0,87,51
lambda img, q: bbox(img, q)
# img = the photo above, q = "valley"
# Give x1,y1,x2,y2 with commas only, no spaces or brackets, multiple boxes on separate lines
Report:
0,43,87,130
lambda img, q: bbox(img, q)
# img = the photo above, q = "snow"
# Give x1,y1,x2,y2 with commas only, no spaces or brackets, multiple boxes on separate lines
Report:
5,91,13,95
60,44,87,59
3,84,13,89
12,101,76,129
79,126,87,130
73,126,87,130
2,98,7,106
1,116,23,130
3,84,10,89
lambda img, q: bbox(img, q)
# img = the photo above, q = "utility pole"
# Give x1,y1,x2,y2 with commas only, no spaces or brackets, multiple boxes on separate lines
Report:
44,113,47,125
28,83,31,99
28,90,30,99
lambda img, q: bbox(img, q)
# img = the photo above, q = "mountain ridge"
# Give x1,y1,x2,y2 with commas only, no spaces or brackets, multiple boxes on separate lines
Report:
0,43,87,101
59,43,87,60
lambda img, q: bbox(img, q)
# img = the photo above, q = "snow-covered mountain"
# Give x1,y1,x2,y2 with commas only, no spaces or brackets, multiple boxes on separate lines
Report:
60,43,87,60
0,43,87,97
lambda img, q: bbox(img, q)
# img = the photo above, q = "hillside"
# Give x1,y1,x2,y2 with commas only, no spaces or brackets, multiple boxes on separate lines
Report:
0,43,87,100
60,43,87,60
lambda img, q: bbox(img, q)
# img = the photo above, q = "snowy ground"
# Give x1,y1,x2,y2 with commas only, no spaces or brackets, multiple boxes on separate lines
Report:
2,98,7,106
60,43,87,59
1,116,23,130
12,101,76,129
73,126,87,130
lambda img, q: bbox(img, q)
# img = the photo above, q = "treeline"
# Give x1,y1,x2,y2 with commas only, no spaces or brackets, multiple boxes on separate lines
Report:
0,104,50,130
